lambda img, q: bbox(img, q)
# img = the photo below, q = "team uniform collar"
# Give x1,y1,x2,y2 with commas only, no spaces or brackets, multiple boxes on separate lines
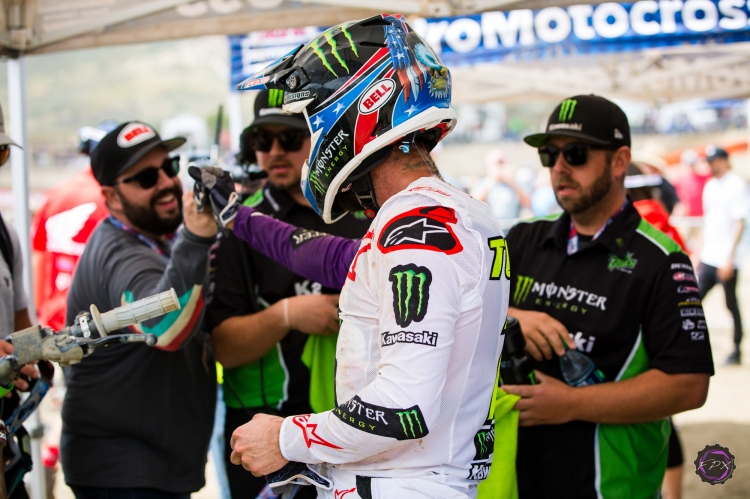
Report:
544,198,640,258
263,183,309,220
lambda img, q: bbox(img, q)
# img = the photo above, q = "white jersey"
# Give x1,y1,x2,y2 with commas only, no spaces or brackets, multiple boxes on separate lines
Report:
279,176,510,486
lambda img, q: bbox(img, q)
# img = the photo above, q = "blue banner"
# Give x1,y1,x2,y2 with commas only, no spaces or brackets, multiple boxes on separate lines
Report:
229,0,750,88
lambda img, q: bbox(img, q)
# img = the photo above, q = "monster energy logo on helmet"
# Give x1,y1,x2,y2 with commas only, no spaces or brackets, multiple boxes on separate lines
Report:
390,264,432,328
268,89,284,107
559,99,577,122
513,275,535,306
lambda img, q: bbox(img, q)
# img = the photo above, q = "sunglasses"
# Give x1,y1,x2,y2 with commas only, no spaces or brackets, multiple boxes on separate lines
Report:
120,156,180,189
0,145,9,167
248,128,309,153
538,143,613,168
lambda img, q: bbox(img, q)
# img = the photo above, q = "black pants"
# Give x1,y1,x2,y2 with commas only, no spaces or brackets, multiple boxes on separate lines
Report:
699,264,743,346
224,407,317,499
70,487,188,499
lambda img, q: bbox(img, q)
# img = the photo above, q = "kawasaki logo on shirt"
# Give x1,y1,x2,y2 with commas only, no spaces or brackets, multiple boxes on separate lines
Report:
513,275,607,312
334,396,428,440
608,252,638,273
390,264,432,328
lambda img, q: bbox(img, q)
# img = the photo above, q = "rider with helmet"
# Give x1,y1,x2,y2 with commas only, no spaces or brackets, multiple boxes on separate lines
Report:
194,14,510,498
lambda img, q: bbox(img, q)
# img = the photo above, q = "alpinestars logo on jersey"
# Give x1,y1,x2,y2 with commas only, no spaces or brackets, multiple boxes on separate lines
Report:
390,264,432,328
378,206,463,254
468,419,495,480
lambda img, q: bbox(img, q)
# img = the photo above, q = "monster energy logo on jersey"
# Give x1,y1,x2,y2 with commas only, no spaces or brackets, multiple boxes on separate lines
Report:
468,419,495,480
334,396,428,440
390,264,432,328
513,275,535,306
559,99,577,122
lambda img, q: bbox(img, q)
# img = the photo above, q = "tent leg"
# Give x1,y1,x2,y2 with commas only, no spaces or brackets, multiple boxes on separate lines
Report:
7,55,46,499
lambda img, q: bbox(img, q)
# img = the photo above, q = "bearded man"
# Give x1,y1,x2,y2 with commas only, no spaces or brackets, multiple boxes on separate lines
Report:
62,122,217,499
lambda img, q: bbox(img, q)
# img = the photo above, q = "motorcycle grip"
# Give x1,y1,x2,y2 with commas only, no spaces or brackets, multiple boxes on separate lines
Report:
91,289,181,337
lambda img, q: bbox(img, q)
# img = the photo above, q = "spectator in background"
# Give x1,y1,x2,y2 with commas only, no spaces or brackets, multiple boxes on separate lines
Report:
31,122,116,331
625,163,686,251
672,149,710,217
470,149,529,221
0,102,41,499
698,146,749,365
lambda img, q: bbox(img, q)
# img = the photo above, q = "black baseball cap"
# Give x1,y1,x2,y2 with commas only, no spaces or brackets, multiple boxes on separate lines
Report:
524,94,631,149
249,89,307,130
705,145,729,162
91,121,186,186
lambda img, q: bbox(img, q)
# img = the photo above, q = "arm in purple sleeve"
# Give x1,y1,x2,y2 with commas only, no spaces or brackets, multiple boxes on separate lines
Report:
232,206,360,290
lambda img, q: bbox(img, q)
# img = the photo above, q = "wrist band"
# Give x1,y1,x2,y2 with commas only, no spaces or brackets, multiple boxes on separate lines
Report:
283,298,290,328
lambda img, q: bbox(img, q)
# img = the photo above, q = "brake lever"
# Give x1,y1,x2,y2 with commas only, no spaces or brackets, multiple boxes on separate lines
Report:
76,334,158,350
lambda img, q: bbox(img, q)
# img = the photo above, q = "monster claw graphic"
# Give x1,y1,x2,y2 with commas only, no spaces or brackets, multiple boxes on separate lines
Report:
312,38,338,77
341,24,358,57
325,31,349,74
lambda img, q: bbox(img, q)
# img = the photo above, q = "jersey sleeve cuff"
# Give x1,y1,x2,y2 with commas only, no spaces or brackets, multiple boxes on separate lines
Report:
279,415,312,463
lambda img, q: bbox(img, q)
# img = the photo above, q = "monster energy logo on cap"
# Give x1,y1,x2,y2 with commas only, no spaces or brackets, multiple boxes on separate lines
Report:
559,99,577,122
268,89,284,107
396,409,426,439
513,275,535,306
390,264,432,328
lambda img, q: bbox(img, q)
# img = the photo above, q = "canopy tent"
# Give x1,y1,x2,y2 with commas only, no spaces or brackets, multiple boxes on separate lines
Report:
3,1,750,496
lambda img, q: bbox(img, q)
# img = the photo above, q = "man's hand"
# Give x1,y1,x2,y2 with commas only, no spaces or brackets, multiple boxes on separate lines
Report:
230,413,288,476
287,294,340,336
188,166,241,228
509,308,575,361
504,371,579,426
718,261,735,282
0,340,39,394
182,191,218,238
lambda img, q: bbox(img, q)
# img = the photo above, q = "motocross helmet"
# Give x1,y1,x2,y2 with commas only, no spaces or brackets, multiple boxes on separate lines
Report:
237,13,456,223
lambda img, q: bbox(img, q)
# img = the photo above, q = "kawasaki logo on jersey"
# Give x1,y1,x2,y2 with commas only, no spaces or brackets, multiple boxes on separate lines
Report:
334,396,428,440
608,252,638,273
390,264,432,328
378,206,463,255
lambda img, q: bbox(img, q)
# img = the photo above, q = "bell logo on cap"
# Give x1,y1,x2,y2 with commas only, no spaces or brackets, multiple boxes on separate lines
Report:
117,122,156,148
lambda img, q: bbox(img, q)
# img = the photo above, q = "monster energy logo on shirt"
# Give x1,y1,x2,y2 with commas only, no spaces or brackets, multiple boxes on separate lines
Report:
468,419,495,480
334,396,428,440
559,99,577,122
513,275,535,306
390,264,432,328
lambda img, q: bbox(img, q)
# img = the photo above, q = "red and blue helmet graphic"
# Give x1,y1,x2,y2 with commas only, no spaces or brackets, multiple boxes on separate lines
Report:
238,14,456,223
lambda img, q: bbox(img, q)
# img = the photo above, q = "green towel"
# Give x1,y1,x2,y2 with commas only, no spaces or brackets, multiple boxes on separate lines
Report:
301,333,339,413
477,389,521,499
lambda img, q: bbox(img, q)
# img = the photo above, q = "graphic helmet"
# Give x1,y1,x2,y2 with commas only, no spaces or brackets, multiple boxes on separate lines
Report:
237,14,456,223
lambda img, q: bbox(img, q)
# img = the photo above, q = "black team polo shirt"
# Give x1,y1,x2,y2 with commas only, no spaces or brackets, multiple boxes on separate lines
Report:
505,201,714,499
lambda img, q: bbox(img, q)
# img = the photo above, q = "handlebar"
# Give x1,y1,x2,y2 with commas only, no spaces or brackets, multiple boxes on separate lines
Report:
90,289,180,337
0,289,182,388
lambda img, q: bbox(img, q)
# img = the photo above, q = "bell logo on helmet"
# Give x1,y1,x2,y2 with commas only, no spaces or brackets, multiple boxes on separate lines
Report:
117,123,156,148
359,79,396,114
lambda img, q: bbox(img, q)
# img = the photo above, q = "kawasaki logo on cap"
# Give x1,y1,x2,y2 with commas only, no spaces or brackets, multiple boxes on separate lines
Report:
559,99,577,122
390,264,432,328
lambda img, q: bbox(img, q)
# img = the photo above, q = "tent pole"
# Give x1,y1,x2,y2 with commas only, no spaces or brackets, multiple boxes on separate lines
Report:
227,91,243,152
7,55,46,499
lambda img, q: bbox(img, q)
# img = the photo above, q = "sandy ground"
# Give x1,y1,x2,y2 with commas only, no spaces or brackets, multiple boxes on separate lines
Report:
31,260,750,499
